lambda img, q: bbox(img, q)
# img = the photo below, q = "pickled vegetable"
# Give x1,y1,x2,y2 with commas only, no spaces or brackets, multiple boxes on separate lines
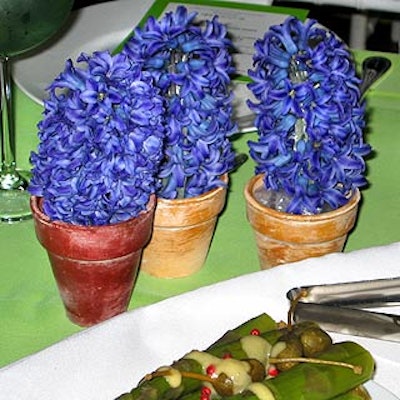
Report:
222,342,374,400
115,314,375,400
300,327,333,357
115,314,281,400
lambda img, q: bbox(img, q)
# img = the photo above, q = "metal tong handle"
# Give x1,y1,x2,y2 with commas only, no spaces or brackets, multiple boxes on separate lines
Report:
287,277,400,342
287,276,400,308
293,302,400,342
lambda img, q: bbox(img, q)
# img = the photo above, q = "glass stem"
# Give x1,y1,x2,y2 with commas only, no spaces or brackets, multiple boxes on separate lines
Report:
0,55,26,190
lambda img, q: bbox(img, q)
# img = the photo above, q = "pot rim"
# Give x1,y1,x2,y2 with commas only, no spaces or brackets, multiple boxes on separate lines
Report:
244,174,361,222
30,194,156,231
156,174,229,205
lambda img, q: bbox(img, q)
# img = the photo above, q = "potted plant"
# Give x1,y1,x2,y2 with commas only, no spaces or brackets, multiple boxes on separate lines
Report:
28,50,166,326
121,6,238,278
244,17,371,269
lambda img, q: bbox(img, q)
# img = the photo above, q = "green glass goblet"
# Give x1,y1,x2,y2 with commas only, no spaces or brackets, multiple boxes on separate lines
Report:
0,0,73,222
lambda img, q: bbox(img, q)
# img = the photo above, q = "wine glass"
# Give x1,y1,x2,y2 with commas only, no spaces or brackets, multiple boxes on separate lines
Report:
0,0,73,222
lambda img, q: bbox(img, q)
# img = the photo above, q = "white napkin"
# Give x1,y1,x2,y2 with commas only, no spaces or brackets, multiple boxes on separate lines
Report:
1,242,399,399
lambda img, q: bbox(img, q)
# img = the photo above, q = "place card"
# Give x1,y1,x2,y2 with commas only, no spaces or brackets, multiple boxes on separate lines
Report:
117,0,308,79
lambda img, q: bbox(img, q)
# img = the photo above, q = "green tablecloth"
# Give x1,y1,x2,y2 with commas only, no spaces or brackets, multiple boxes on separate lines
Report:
1,49,399,368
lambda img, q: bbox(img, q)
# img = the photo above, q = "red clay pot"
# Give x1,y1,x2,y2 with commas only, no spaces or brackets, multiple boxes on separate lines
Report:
30,195,155,327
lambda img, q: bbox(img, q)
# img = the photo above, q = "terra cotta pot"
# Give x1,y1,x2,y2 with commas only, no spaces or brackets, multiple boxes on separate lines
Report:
141,176,228,278
30,195,155,327
244,174,360,269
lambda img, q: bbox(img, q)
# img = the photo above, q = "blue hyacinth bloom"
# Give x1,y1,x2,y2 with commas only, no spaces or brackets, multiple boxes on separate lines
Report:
247,17,371,214
122,6,237,199
29,51,166,225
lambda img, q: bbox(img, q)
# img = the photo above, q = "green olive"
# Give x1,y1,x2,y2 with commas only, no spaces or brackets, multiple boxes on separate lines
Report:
274,337,303,372
212,372,234,396
246,358,266,382
300,327,333,357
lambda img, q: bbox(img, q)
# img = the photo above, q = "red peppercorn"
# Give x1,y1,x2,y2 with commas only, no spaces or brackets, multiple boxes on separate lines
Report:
250,328,260,336
200,386,212,400
268,366,279,377
222,352,232,359
206,364,216,376
201,386,212,396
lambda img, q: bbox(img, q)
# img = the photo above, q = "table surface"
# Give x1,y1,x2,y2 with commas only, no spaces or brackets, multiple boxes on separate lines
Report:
1,19,400,368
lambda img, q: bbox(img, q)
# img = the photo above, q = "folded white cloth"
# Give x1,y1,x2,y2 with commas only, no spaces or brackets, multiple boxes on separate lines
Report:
1,242,399,399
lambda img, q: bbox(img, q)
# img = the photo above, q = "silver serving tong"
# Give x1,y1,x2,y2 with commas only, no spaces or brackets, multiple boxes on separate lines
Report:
287,277,400,342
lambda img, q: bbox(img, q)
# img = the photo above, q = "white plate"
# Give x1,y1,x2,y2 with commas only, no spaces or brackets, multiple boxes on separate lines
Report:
13,0,282,124
367,382,398,399
0,242,399,399
13,0,154,105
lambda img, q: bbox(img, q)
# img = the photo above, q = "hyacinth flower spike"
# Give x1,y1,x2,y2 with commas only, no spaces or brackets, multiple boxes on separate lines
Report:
247,17,371,215
29,51,166,225
122,6,237,199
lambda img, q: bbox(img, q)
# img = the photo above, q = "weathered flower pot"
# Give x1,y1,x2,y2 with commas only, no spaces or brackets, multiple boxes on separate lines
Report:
244,174,360,269
141,177,228,278
30,195,156,327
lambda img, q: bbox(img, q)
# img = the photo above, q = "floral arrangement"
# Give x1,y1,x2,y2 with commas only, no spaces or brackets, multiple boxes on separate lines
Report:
29,50,165,225
122,6,237,199
247,17,371,215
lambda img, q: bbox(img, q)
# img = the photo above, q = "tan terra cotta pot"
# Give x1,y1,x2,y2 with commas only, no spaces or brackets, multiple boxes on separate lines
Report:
244,174,361,269
30,195,155,327
141,176,228,278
